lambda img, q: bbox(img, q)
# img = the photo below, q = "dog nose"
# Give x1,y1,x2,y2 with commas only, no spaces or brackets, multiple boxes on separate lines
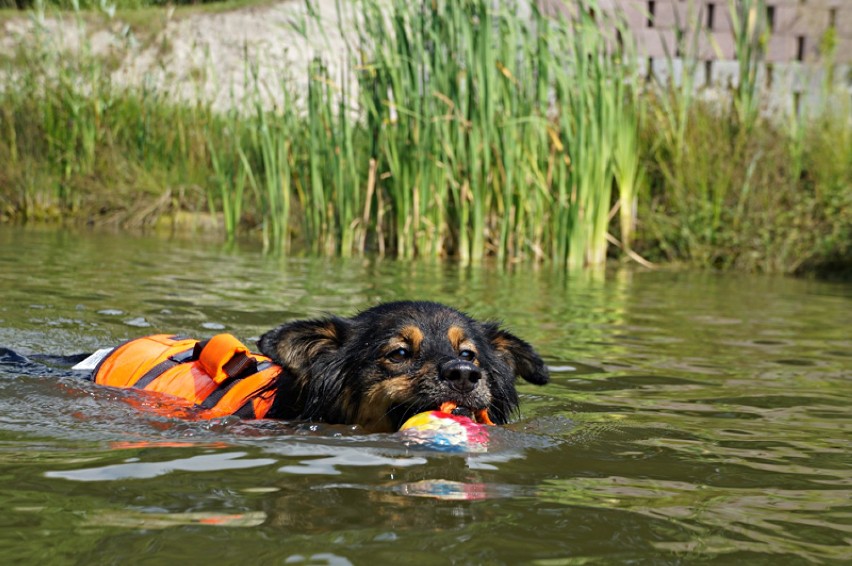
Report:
441,360,482,393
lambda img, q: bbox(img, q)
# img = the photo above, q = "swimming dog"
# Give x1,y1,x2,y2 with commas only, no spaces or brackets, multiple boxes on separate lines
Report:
85,301,550,432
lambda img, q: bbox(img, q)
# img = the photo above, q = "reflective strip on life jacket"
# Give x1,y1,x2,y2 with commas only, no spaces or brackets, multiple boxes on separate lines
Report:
93,334,282,419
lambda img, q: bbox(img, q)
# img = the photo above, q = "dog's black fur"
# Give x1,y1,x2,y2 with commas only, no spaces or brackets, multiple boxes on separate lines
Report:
258,301,549,432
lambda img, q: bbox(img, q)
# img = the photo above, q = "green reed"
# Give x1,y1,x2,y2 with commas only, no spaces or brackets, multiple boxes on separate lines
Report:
728,0,768,132
343,0,641,265
652,0,702,164
611,82,644,253
609,15,643,254
0,6,216,223
2,0,645,266
6,0,844,274
253,77,296,252
207,114,244,243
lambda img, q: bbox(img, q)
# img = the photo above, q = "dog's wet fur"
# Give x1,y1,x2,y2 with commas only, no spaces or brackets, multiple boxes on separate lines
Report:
258,301,549,432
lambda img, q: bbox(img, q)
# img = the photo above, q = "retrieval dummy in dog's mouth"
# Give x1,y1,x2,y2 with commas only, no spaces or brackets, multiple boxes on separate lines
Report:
85,301,549,433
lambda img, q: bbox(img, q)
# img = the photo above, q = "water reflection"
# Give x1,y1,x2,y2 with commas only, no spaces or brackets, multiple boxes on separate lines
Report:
82,509,267,528
0,226,850,563
45,451,278,481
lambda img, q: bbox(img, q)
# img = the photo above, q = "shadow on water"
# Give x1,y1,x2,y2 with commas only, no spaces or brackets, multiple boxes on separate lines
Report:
1,226,850,563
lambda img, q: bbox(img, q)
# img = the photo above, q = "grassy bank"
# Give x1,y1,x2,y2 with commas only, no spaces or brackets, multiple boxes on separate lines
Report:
1,0,849,275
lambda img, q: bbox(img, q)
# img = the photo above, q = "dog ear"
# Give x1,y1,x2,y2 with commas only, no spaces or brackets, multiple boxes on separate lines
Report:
258,316,356,422
481,322,549,385
258,316,351,373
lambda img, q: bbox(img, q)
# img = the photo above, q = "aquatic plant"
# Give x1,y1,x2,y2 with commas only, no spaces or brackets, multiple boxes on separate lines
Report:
0,0,848,276
335,0,643,265
727,0,769,132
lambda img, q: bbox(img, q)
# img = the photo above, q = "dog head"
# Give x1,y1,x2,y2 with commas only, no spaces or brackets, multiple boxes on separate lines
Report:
258,301,549,432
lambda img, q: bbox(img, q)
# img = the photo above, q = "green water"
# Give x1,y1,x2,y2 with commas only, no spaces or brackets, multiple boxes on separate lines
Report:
0,226,849,564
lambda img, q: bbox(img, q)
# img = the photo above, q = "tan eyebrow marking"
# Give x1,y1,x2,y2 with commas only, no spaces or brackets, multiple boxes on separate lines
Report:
399,325,424,351
447,325,466,350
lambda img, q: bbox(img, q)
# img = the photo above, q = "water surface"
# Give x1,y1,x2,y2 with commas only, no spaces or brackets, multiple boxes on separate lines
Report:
1,226,849,564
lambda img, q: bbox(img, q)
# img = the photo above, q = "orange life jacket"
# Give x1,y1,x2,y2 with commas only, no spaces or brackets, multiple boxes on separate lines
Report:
93,334,282,419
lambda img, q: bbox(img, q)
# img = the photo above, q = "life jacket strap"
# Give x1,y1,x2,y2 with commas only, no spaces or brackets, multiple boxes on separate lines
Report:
133,347,195,390
196,360,277,412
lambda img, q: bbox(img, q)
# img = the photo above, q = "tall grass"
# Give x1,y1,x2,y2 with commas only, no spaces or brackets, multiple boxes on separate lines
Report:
191,0,641,265
0,6,216,223
651,0,702,174
1,0,848,275
4,0,642,264
728,0,769,132
637,0,849,274
339,0,640,265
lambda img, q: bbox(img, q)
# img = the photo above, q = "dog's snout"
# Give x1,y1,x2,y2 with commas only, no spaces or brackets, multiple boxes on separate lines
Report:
441,360,482,393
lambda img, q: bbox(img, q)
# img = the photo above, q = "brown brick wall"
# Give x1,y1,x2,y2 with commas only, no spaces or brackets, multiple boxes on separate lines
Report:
541,0,852,64
612,0,852,64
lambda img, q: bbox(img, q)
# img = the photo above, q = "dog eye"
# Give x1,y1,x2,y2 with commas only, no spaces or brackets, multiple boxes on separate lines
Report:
459,349,476,361
387,348,412,363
